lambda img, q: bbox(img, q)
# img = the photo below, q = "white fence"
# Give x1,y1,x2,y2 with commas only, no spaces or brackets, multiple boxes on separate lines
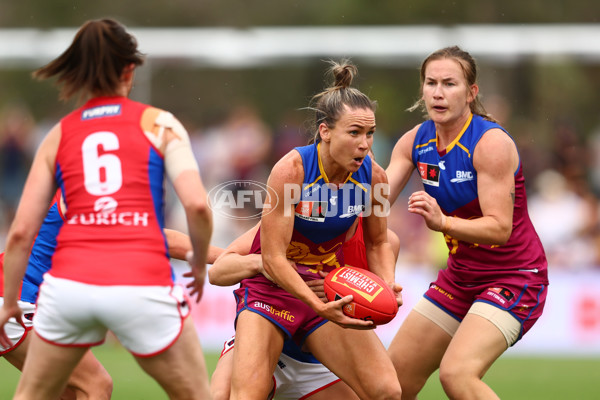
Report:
2,24,600,68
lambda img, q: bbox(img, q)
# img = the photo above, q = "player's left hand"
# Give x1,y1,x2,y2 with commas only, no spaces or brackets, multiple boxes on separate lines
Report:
408,190,444,231
306,270,327,302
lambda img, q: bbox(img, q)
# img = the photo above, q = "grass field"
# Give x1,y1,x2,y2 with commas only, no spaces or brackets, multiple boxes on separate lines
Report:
1,342,599,399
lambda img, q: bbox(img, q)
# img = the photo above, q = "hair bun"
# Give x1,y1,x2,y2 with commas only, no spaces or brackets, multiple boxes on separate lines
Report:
330,60,358,90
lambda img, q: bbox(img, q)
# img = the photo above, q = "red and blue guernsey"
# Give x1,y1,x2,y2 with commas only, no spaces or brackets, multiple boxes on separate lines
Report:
52,96,172,286
411,114,548,285
252,142,372,281
0,190,65,303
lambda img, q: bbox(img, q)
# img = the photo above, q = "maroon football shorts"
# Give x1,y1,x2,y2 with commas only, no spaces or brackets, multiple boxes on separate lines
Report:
234,276,327,346
423,268,547,342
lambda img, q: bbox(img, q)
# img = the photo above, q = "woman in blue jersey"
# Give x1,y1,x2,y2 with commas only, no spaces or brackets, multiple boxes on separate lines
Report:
385,46,548,399
206,217,400,400
229,60,403,400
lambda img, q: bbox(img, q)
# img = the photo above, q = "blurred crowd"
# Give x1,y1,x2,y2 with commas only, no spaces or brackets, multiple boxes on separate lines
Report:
2,100,600,273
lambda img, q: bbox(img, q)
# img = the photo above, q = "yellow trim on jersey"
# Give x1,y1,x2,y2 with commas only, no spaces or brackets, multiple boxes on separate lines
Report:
415,138,437,149
438,113,473,156
456,141,471,157
317,142,353,185
348,176,368,192
304,178,323,191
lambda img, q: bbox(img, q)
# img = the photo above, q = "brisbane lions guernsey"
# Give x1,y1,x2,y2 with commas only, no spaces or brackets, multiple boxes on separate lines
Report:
411,114,548,285
0,190,64,303
251,142,372,281
53,96,172,286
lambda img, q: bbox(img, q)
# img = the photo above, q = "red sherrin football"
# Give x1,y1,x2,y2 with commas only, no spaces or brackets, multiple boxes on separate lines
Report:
324,266,398,325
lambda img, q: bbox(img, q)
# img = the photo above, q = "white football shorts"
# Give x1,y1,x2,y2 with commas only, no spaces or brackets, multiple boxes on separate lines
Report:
220,335,341,400
273,352,341,400
0,299,35,354
34,274,190,356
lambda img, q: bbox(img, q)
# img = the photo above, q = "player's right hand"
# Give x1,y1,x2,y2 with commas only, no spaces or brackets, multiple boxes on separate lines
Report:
0,304,22,349
317,295,375,330
184,251,206,303
305,278,326,302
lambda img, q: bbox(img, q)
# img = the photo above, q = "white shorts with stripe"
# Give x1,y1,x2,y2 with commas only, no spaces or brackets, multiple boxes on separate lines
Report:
273,352,340,400
221,336,340,400
35,274,190,357
0,299,35,354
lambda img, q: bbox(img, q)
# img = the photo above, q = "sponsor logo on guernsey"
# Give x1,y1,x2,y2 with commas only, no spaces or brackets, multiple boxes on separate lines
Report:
295,201,327,222
81,104,121,120
417,162,440,187
340,204,365,218
67,212,150,227
253,301,295,322
450,170,474,183
67,196,150,226
418,146,434,155
94,196,118,214
439,161,446,170
304,184,320,197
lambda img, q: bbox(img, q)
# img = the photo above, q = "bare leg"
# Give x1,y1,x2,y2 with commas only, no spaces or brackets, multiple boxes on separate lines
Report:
14,332,88,400
3,331,32,371
211,336,358,400
387,310,451,400
230,310,284,400
438,314,506,400
308,380,360,400
4,332,112,400
211,349,235,400
307,321,402,400
134,318,211,400
62,349,113,400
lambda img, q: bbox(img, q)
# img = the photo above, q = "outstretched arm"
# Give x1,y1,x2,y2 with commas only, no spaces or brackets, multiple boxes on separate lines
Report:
208,223,268,286
164,227,264,294
164,228,222,264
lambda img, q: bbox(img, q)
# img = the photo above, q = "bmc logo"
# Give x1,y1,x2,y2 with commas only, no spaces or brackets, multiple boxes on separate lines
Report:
450,170,475,183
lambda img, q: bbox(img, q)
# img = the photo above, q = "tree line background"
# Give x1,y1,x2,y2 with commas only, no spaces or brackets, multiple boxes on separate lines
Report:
1,1,599,166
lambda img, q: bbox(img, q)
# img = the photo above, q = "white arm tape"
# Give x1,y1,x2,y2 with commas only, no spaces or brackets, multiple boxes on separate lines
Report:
144,111,200,182
165,139,200,182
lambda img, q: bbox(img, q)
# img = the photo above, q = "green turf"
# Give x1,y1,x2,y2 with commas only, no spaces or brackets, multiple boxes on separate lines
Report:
419,356,600,399
1,343,599,399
